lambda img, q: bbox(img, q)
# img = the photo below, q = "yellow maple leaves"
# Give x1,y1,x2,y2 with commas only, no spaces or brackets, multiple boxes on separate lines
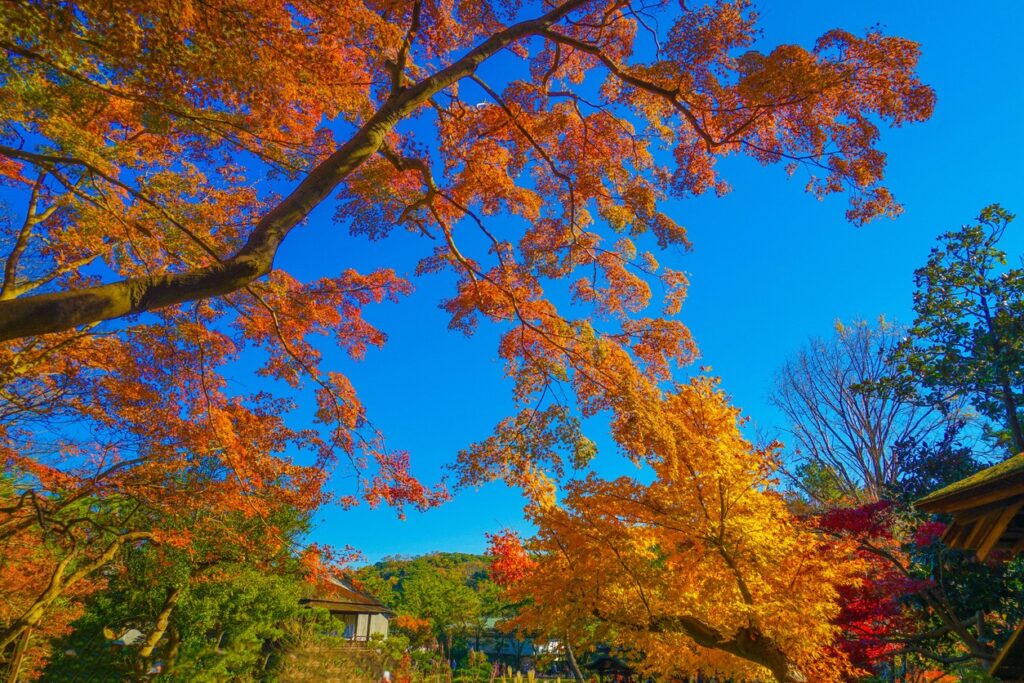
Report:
501,379,866,682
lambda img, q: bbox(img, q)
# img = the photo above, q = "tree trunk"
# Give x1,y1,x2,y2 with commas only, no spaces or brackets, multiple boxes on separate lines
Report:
134,586,181,680
648,615,807,683
978,291,1023,455
564,641,585,682
0,554,76,654
3,627,31,683
163,627,181,677
761,656,808,683
726,630,807,683
999,376,1024,454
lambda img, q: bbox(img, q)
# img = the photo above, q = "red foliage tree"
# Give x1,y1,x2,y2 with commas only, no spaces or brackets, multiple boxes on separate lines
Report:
818,502,925,673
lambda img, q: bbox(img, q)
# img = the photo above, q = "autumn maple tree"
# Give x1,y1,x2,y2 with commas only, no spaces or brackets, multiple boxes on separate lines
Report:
1,0,933,676
815,501,923,673
490,379,870,682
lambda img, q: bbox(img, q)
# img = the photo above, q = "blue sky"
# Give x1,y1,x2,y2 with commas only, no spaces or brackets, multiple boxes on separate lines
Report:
272,0,1024,563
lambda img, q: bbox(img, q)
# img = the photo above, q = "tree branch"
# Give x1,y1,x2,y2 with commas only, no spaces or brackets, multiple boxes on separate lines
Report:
0,0,591,341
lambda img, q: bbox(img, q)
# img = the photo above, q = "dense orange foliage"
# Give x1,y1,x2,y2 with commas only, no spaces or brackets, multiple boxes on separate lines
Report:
0,0,932,673
496,380,867,682
486,530,537,586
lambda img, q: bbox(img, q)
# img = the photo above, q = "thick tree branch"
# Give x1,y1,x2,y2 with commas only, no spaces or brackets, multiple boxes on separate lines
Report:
0,0,591,341
135,586,182,678
0,531,153,653
645,614,806,683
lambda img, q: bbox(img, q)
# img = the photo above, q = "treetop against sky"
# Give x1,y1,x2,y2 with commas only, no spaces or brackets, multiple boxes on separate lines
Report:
0,0,1021,564
320,0,1023,562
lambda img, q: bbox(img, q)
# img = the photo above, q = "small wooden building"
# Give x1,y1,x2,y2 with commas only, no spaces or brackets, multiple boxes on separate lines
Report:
916,452,1024,680
300,578,393,642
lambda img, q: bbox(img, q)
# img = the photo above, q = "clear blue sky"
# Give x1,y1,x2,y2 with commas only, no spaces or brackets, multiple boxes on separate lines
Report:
268,0,1024,563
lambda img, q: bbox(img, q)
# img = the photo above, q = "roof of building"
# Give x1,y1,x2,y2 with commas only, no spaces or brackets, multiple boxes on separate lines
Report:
917,453,1024,513
914,453,1024,562
299,578,394,616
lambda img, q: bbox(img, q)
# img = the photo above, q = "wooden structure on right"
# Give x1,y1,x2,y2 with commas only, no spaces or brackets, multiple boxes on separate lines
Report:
917,452,1024,680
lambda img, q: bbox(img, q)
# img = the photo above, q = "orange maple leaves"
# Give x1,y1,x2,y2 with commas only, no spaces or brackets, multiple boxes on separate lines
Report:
486,530,537,586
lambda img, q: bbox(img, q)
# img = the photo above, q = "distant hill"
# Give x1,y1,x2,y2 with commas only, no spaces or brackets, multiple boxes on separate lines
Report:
360,553,491,593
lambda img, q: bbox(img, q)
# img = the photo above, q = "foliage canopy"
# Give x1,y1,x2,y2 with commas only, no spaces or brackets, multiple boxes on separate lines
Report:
0,0,935,677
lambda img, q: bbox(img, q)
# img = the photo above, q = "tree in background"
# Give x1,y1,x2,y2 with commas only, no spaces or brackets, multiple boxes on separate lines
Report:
32,506,315,681
356,553,511,665
772,319,958,504
815,502,922,675
0,476,155,678
45,564,307,682
886,434,982,506
814,496,1024,678
0,402,362,679
767,317,1006,676
0,478,106,681
402,564,480,662
767,208,1024,678
899,205,1024,455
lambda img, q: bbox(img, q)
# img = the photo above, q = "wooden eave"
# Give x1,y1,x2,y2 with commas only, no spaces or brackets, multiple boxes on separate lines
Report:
916,455,1024,680
915,454,1024,561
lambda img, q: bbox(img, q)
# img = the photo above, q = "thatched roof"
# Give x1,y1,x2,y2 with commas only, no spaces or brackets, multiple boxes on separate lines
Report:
915,454,1024,561
917,453,1024,513
299,578,394,616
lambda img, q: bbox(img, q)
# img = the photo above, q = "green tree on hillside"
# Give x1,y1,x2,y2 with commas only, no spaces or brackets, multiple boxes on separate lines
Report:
403,565,479,662
357,553,515,664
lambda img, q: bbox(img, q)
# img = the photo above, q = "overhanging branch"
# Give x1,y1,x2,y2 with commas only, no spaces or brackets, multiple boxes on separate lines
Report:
0,0,591,341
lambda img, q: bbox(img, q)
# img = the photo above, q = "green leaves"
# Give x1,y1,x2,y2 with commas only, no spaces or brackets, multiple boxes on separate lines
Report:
900,204,1024,455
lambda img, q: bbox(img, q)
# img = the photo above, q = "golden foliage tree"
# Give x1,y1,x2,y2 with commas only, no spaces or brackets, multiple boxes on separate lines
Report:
492,380,866,682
